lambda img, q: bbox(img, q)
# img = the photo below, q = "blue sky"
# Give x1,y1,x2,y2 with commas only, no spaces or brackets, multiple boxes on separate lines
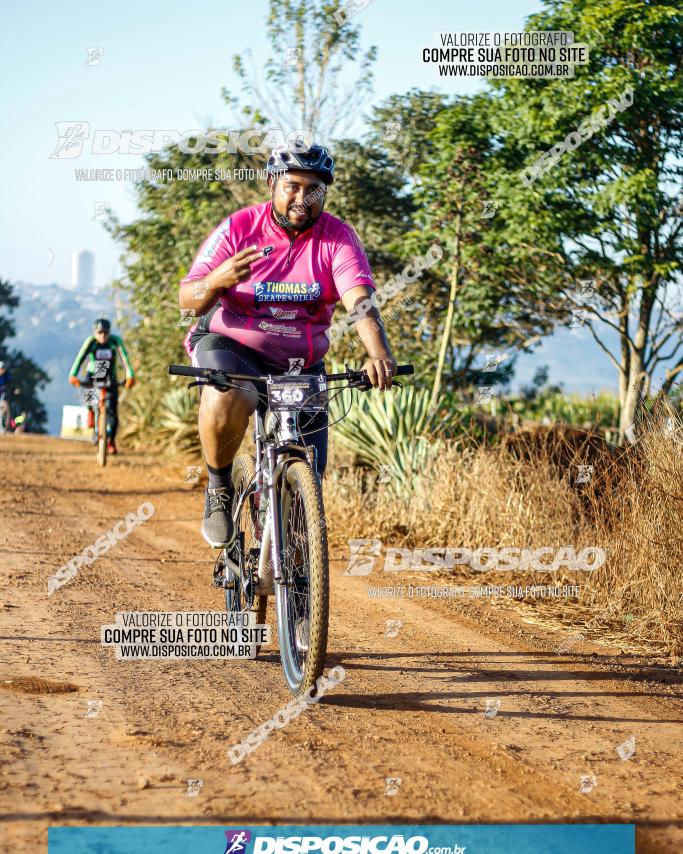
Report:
1,0,545,289
3,0,625,395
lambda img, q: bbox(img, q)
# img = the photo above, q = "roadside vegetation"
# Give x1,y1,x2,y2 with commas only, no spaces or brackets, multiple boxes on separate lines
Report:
0,278,49,432
107,0,682,652
324,398,683,655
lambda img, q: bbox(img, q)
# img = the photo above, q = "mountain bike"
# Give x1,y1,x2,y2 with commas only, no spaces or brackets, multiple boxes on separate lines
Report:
77,377,123,467
168,362,414,694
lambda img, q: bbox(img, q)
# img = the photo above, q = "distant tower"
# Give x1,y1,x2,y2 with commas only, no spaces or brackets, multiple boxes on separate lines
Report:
72,250,94,290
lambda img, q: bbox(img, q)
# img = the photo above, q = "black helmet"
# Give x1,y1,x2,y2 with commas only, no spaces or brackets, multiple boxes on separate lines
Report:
266,143,334,185
93,318,111,332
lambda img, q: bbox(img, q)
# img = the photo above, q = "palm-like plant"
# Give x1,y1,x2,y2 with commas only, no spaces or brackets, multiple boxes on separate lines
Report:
156,386,201,457
327,361,458,495
118,389,163,450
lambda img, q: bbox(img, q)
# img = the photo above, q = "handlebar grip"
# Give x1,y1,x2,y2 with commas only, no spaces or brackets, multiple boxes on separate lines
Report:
168,364,206,377
395,365,414,376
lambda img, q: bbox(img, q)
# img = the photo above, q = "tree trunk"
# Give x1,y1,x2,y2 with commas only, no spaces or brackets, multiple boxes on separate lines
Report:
619,360,643,443
430,205,462,410
617,298,630,421
619,284,655,443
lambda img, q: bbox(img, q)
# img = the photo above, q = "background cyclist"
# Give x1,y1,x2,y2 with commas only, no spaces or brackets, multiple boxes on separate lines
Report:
68,318,135,454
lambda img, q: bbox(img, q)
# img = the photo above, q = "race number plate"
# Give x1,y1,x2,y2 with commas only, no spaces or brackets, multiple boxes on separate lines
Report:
93,359,111,380
267,374,328,413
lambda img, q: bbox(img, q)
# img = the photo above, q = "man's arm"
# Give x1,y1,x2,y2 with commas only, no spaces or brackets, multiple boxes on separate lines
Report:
178,216,263,317
340,285,397,391
178,246,264,316
112,335,135,378
69,336,94,378
331,223,397,390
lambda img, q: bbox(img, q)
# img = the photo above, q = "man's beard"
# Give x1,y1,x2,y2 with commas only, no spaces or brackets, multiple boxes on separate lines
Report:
271,191,323,232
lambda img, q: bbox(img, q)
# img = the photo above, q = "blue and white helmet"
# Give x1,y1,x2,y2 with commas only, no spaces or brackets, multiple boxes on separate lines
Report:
266,143,335,185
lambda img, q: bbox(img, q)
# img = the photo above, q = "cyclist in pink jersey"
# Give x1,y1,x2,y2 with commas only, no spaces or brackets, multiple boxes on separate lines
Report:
179,142,397,547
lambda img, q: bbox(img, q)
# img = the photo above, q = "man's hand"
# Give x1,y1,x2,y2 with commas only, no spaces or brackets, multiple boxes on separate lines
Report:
206,245,264,292
69,376,80,387
125,377,135,389
363,355,397,391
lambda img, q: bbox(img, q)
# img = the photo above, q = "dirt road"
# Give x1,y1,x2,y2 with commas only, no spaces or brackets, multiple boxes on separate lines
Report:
1,435,682,853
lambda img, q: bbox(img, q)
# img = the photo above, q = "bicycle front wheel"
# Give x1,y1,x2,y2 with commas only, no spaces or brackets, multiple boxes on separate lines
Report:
276,460,329,695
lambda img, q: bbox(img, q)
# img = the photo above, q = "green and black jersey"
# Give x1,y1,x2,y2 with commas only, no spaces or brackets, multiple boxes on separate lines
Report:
69,334,135,381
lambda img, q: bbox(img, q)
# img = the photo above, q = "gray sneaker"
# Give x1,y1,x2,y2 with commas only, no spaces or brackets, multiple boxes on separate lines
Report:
202,486,235,547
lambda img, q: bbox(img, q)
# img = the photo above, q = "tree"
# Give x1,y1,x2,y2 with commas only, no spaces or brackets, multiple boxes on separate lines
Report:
381,93,562,402
229,0,377,139
0,279,49,432
491,0,683,440
107,0,384,438
368,88,450,181
106,135,268,426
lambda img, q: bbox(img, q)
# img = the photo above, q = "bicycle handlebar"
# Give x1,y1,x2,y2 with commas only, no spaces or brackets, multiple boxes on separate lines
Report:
76,377,126,388
168,364,217,379
328,364,414,382
168,364,414,383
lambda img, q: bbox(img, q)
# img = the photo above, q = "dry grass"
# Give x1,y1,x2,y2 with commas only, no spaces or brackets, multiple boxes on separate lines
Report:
324,408,683,654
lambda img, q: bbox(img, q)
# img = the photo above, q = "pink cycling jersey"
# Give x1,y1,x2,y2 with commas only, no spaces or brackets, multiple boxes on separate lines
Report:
181,200,375,368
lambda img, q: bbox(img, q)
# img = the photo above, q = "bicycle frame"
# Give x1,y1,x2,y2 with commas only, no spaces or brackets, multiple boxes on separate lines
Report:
168,362,413,596
78,377,123,466
228,405,318,597
97,387,108,431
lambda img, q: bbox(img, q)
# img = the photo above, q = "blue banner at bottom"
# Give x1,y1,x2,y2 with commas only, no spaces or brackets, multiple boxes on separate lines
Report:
48,824,635,854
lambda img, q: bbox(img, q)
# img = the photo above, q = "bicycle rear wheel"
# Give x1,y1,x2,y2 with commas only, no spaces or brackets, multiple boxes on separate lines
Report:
276,460,329,695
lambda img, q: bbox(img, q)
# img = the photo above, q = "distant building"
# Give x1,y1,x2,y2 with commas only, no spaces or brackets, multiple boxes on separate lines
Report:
71,250,94,290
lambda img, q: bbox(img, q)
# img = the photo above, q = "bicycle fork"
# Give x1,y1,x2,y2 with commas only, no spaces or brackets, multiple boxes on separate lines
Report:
255,408,319,598
262,445,285,587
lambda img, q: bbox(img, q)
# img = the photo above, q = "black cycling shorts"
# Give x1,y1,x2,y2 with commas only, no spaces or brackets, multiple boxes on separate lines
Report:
191,333,328,476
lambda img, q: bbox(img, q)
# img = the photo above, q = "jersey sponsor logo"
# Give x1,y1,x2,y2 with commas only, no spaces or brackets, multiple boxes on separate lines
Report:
254,280,321,304
198,218,230,262
95,348,113,360
269,307,298,320
258,320,301,337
